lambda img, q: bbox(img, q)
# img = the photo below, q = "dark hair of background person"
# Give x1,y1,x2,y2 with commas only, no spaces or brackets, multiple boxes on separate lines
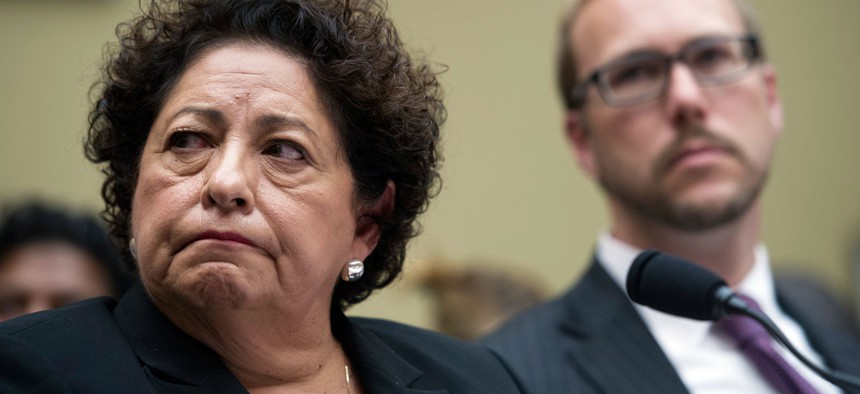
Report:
0,201,135,297
555,0,765,110
84,0,445,308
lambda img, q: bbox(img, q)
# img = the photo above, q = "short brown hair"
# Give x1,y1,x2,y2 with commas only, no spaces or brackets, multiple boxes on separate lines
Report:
556,0,764,109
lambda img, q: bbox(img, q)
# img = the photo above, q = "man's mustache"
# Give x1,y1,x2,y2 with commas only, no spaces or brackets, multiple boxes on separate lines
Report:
653,127,746,176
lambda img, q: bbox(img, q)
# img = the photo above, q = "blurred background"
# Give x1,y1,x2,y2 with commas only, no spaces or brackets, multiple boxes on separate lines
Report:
1,0,859,331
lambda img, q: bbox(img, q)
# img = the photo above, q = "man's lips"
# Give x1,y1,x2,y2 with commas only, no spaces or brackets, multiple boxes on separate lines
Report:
670,146,727,167
193,230,258,248
663,139,736,172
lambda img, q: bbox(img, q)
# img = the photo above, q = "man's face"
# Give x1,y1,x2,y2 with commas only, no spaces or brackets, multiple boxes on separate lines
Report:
567,0,783,230
0,242,113,321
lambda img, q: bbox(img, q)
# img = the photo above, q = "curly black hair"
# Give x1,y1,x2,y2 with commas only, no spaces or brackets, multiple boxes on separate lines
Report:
0,201,136,297
84,0,444,308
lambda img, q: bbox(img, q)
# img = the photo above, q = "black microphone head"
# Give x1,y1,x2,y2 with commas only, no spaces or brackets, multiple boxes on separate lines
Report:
626,250,730,321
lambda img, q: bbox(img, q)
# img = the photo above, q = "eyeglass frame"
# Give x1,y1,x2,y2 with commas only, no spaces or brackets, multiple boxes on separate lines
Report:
569,34,762,108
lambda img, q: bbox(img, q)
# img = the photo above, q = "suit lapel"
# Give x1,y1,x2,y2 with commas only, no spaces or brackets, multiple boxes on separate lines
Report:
117,287,446,394
559,261,690,394
332,310,446,394
115,285,248,393
776,280,860,391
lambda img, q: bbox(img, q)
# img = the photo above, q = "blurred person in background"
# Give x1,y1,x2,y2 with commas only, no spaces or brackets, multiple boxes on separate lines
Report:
481,0,860,393
0,201,134,321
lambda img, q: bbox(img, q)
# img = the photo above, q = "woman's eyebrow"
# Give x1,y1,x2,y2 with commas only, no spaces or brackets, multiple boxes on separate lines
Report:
256,114,319,142
166,107,227,128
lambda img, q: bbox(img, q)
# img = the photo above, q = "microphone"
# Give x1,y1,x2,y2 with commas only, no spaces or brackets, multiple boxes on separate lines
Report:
626,250,860,391
626,250,745,320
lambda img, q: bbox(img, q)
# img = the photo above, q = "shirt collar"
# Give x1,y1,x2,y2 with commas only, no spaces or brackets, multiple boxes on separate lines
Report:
595,231,776,354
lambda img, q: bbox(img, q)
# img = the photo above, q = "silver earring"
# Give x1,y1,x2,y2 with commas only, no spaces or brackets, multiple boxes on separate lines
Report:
129,238,138,261
341,260,364,282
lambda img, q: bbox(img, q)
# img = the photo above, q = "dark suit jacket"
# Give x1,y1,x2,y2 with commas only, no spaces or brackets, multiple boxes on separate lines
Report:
480,259,860,394
0,285,526,394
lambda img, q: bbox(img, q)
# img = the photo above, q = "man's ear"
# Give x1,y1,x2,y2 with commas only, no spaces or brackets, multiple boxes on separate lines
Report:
351,180,395,260
761,64,784,137
565,110,599,179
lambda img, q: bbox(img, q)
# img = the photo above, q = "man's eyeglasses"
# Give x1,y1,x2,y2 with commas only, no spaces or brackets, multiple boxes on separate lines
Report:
570,35,761,108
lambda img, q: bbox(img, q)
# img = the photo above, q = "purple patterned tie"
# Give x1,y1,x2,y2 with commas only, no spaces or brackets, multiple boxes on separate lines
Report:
717,294,820,394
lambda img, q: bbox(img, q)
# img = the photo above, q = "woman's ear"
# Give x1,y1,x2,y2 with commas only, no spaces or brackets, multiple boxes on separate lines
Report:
351,180,395,260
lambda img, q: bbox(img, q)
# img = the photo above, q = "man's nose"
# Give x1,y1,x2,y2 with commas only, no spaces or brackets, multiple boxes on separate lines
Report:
664,63,707,128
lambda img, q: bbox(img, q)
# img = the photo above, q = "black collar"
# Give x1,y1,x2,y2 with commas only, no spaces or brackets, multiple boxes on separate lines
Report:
115,284,443,393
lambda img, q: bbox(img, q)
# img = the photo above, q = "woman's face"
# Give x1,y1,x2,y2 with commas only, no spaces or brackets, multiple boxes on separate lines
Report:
131,42,381,316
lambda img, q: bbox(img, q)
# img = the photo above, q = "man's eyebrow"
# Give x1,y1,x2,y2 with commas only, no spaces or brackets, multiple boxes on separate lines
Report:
603,49,666,68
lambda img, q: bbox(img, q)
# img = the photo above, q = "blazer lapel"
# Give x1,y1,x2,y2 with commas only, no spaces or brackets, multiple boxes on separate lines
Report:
559,261,690,394
115,285,248,393
776,279,860,392
117,287,446,394
332,310,446,394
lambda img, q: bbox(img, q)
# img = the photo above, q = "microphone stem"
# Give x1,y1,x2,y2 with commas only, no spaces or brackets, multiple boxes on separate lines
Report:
740,308,860,390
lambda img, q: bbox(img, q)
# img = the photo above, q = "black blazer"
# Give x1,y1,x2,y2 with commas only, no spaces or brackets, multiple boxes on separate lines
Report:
480,259,860,394
0,285,527,394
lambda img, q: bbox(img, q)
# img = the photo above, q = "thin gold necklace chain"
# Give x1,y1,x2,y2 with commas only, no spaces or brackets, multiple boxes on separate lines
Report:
345,364,351,394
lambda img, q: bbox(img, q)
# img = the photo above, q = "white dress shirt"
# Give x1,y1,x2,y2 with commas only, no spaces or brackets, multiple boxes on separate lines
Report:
596,231,841,394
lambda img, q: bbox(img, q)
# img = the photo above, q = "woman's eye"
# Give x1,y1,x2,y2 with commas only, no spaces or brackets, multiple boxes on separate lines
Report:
264,141,305,161
168,131,209,150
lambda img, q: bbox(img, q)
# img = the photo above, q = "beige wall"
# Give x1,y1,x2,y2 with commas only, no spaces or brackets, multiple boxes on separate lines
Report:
2,1,859,329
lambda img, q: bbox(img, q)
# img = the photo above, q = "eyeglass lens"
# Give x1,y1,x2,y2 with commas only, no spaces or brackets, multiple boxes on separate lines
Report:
599,38,755,106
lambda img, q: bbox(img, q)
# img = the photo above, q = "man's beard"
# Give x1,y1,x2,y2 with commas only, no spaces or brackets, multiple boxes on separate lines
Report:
596,127,768,232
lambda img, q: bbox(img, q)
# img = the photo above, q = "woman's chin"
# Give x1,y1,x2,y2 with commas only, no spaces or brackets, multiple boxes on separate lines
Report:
190,275,250,309
159,263,261,309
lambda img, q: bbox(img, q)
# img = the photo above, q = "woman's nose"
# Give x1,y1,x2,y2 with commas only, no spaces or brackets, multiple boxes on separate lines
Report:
201,150,255,213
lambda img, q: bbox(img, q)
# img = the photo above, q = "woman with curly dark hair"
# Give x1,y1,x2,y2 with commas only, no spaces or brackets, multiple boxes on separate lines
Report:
0,1,526,393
